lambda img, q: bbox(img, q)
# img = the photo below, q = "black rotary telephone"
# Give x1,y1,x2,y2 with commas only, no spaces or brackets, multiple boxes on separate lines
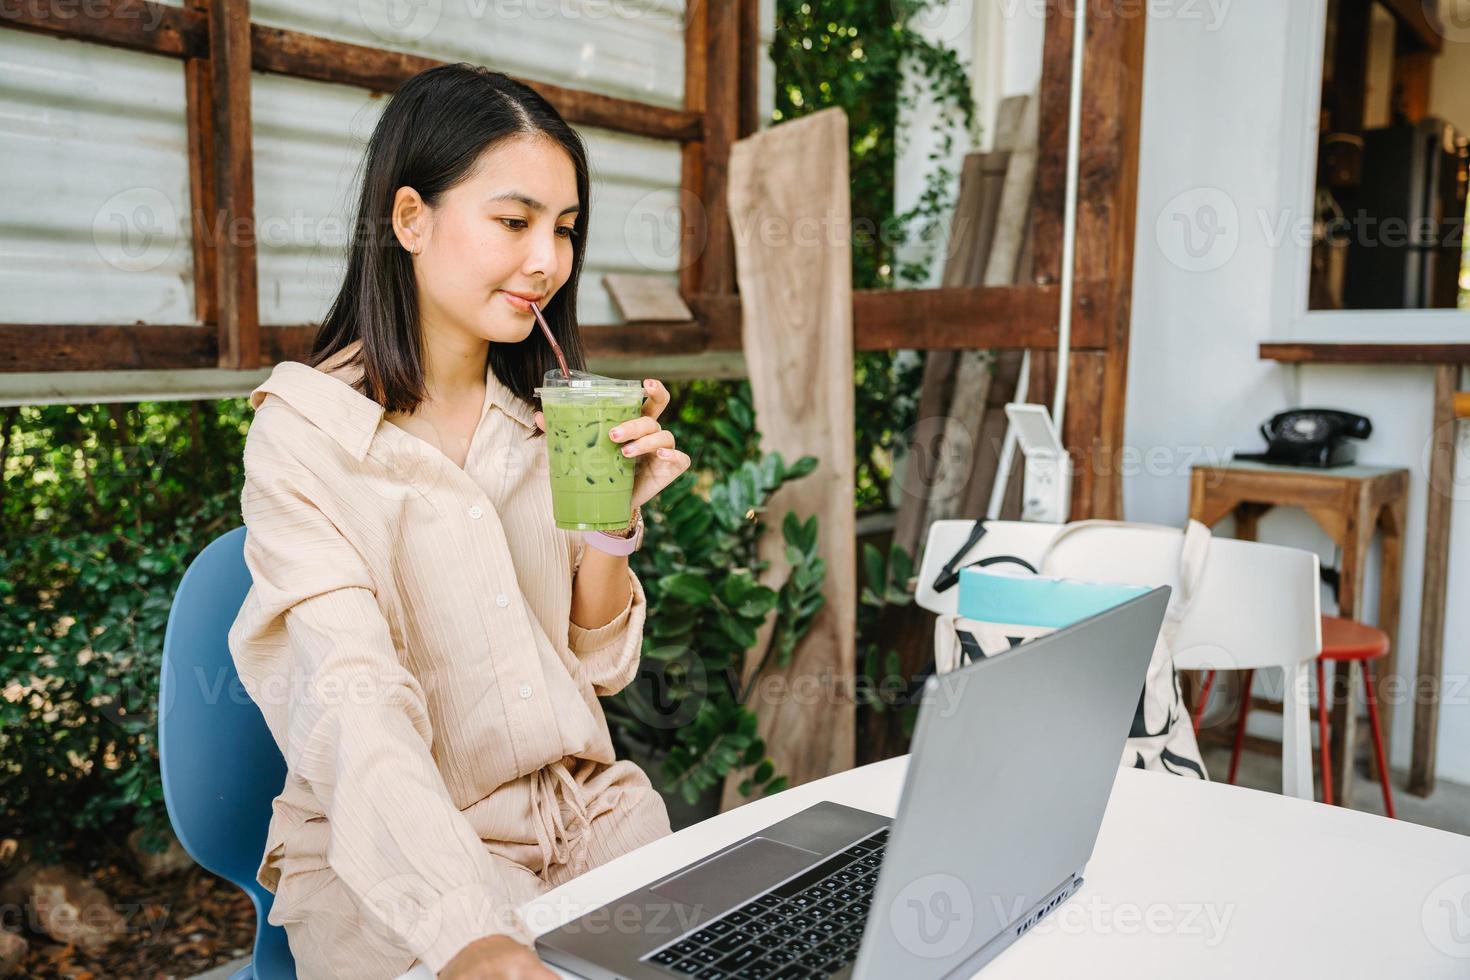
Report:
1236,409,1372,468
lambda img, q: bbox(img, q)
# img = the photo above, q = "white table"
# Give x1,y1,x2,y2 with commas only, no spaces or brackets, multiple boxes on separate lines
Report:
514,757,1470,979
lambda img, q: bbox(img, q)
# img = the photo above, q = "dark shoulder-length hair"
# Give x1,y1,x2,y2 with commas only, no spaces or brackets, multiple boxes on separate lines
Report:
310,62,589,416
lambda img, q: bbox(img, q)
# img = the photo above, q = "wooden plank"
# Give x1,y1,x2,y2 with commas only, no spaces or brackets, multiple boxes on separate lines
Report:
602,275,694,322
1373,494,1407,786
700,0,741,296
248,26,701,142
0,325,218,372
0,0,206,58
0,284,1111,373
890,150,1009,563
1379,0,1446,53
853,282,1108,350
1392,34,1434,124
209,0,260,370
1409,364,1460,796
1092,3,1148,521
737,0,761,138
183,0,217,326
680,0,709,299
0,1,701,142
1261,343,1470,364
723,108,855,802
929,94,1046,528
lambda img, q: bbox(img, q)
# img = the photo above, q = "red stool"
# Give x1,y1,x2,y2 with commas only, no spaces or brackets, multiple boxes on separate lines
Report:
1193,616,1395,817
1314,615,1395,818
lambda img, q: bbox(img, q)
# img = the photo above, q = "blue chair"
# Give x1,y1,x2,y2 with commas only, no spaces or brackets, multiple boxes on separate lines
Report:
159,526,297,980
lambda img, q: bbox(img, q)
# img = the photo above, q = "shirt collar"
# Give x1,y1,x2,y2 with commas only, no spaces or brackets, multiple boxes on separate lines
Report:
249,341,539,461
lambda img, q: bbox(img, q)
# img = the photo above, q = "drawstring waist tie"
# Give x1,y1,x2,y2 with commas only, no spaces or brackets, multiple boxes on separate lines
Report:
530,758,592,876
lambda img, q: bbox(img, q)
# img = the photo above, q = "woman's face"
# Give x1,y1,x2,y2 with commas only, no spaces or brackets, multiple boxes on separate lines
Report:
399,135,580,346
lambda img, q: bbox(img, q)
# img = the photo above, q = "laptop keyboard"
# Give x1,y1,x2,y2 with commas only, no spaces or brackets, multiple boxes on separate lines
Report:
642,827,888,979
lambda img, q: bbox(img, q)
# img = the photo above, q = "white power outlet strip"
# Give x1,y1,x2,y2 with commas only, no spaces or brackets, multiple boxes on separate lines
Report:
1022,451,1073,524
1005,403,1072,524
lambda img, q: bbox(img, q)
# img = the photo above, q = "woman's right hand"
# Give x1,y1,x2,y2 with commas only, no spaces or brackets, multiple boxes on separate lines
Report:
437,934,559,979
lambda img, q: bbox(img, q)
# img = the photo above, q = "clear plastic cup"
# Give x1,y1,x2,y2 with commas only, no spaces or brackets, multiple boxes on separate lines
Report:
534,369,646,531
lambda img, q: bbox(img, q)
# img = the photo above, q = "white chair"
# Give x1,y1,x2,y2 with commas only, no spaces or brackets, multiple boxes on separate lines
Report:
920,519,1322,800
1042,524,1324,800
1170,537,1322,801
1038,525,1322,800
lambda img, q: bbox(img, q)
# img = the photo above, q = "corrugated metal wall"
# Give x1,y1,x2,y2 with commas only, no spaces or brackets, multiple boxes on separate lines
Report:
0,0,772,402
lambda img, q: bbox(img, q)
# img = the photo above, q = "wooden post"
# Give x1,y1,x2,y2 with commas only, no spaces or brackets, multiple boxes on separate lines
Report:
1032,0,1147,520
680,0,708,300
208,0,259,370
723,108,856,801
737,0,761,138
183,0,217,327
700,0,740,297
1409,363,1461,796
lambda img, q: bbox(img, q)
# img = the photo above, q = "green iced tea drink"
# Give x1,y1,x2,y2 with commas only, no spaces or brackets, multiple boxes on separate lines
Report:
535,370,645,531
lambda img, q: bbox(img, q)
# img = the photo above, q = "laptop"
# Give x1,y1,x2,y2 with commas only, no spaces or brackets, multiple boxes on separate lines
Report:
536,586,1170,979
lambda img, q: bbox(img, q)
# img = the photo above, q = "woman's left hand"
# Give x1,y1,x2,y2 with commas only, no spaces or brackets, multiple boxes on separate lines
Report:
533,378,690,510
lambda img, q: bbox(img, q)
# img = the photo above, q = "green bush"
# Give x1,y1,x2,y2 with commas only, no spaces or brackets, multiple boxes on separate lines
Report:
0,401,251,862
0,392,821,857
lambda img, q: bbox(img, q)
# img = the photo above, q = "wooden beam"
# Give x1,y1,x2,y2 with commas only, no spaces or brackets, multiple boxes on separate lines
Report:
699,0,741,295
1033,0,1147,519
854,281,1107,350
1261,342,1470,364
0,325,218,372
249,26,702,142
183,0,218,326
737,0,761,138
0,0,701,143
1392,31,1434,124
1379,0,1446,53
0,281,1118,372
209,0,260,370
680,0,709,298
0,0,206,58
1409,363,1460,796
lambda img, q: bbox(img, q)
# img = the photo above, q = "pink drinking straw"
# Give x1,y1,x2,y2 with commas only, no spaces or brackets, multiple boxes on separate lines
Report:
530,301,571,379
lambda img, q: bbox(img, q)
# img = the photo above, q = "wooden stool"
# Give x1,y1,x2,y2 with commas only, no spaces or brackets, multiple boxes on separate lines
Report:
1189,461,1408,805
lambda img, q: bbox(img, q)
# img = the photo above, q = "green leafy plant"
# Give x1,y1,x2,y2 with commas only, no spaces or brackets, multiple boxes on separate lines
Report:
855,540,919,737
613,445,827,807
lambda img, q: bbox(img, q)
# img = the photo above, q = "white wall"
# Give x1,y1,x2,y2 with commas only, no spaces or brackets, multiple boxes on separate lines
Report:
894,0,1468,785
1129,0,1470,783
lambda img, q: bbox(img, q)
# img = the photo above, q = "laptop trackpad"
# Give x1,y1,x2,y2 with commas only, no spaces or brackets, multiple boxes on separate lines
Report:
649,837,822,913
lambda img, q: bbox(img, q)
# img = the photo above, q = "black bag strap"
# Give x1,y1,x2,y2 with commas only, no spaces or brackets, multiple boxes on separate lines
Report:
932,522,1040,592
932,521,989,593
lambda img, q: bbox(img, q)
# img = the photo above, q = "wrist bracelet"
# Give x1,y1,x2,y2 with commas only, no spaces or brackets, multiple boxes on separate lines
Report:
581,508,643,556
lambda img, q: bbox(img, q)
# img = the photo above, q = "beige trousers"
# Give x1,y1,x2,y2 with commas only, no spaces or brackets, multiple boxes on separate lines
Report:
283,759,672,980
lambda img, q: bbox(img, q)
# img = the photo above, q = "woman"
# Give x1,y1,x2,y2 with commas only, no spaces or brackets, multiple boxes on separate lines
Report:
228,63,691,979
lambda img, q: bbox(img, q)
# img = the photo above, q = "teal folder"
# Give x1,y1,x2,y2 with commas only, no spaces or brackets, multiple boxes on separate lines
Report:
957,567,1149,629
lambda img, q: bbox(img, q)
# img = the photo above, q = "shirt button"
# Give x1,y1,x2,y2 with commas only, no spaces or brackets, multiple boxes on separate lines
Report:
496,593,509,608
518,683,533,700
468,505,483,519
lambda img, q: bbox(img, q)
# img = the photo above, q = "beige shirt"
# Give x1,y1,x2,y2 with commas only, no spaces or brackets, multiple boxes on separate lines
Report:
227,342,655,972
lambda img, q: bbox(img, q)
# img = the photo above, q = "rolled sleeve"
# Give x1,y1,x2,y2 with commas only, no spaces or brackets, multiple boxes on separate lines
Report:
567,565,646,697
230,412,535,971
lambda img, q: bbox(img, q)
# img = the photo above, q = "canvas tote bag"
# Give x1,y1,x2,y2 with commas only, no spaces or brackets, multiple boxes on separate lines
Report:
933,520,1211,779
